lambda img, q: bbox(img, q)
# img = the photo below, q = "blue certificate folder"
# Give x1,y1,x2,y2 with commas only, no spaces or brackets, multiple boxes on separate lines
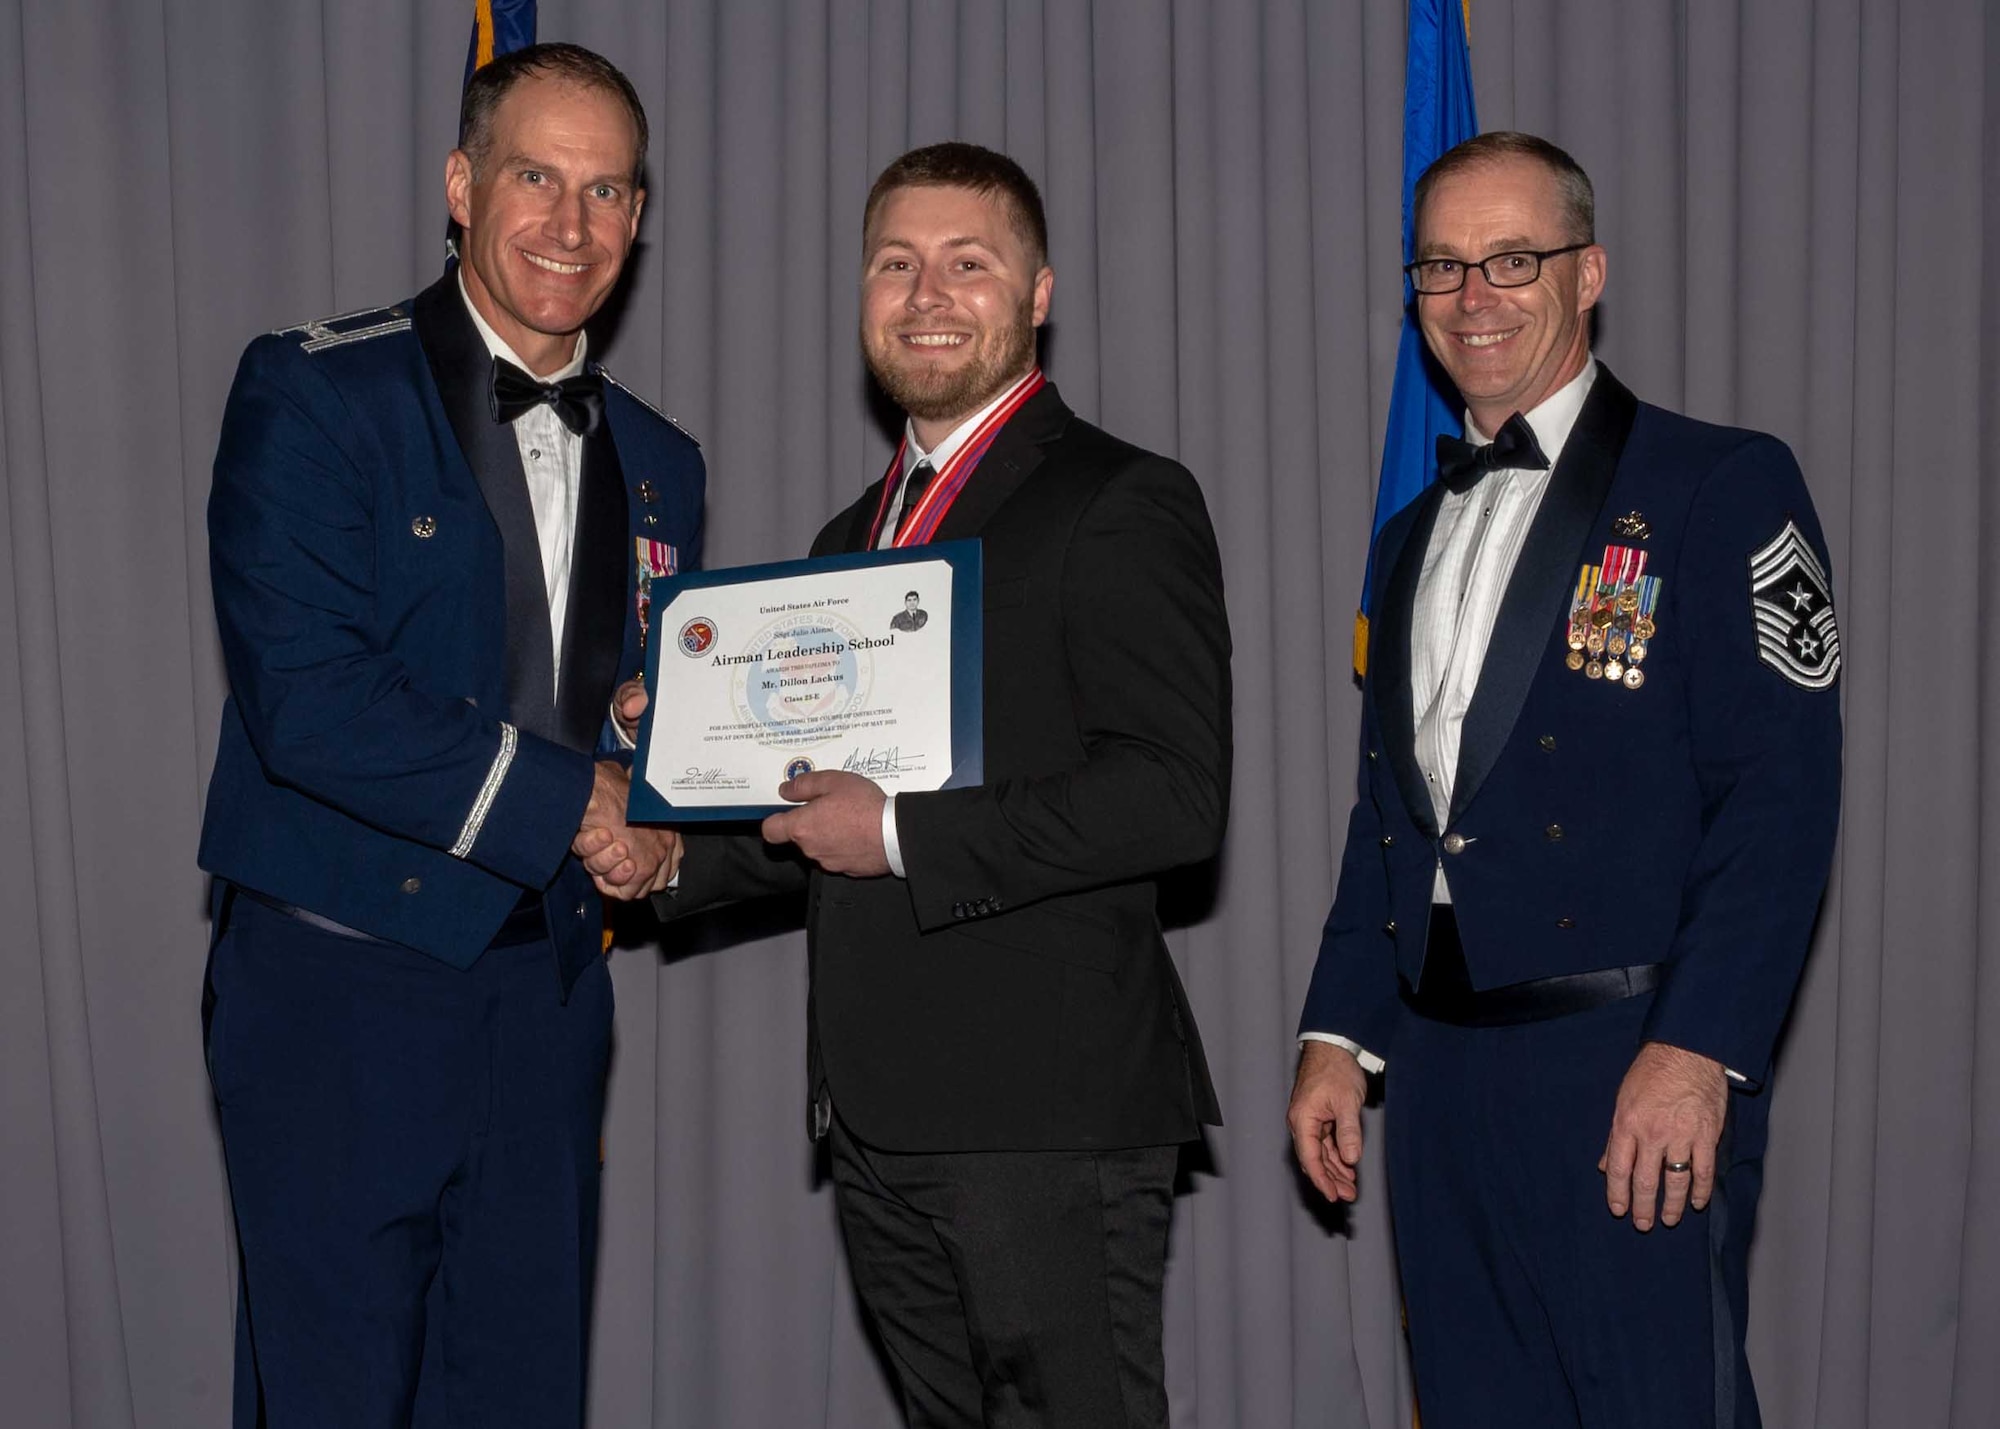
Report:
629,539,984,822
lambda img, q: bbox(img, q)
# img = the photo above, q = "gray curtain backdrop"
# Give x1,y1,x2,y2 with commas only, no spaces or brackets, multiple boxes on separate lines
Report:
2,0,1993,1424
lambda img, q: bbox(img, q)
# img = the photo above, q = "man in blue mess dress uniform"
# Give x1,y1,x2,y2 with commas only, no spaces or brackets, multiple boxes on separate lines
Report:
1288,133,1842,1428
198,43,701,1429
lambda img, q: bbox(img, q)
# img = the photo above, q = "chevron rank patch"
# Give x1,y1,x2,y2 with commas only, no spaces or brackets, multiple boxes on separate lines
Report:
1749,519,1840,689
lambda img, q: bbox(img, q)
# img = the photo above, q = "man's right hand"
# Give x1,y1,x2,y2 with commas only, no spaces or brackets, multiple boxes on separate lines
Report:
1287,1040,1369,1203
574,760,679,898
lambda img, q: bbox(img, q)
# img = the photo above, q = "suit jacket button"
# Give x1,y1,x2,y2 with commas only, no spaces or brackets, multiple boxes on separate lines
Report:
1380,834,1395,848
1556,916,1576,929
1383,920,1397,936
1545,824,1564,841
1367,749,1379,763
400,877,422,894
576,902,588,919
1539,734,1557,752
1442,832,1467,855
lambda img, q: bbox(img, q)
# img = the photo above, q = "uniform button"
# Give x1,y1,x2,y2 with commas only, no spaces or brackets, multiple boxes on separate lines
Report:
1380,834,1395,848
953,902,968,918
990,896,1004,911
1545,824,1564,841
576,902,588,919
410,515,437,539
1442,832,1467,855
1539,734,1557,752
1556,916,1576,929
400,877,422,894
1383,920,1398,936
1367,749,1378,763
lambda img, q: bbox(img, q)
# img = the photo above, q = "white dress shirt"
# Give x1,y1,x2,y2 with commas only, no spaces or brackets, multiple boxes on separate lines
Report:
1413,362,1597,897
874,369,1042,878
459,273,587,696
1306,361,1598,1071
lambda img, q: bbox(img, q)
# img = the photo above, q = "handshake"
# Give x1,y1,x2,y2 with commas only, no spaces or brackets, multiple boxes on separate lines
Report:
572,761,681,899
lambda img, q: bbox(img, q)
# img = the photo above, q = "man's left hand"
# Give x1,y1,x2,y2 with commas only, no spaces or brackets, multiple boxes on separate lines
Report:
1599,1040,1729,1231
761,771,889,876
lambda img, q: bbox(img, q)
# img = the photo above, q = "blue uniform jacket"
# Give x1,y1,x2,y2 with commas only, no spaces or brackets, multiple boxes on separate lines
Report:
199,273,703,985
1300,367,1842,1085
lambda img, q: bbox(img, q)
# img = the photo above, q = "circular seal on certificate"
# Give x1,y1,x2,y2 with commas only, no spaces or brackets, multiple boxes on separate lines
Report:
730,614,877,751
679,617,718,657
784,756,816,780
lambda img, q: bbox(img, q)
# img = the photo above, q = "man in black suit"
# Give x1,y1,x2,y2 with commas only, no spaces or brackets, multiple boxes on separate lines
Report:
612,142,1230,1428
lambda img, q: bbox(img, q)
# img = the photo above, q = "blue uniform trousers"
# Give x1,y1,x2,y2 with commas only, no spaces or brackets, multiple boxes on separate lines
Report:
205,890,612,1428
1387,991,1768,1429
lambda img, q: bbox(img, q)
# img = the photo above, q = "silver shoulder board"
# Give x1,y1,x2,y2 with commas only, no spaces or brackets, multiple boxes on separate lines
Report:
273,305,412,354
598,369,701,447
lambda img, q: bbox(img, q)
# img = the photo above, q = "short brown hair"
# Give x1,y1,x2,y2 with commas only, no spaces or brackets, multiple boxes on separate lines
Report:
1413,131,1595,245
862,142,1049,267
458,42,648,189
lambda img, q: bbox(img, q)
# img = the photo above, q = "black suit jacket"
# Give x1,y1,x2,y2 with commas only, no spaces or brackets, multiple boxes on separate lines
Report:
671,383,1231,1152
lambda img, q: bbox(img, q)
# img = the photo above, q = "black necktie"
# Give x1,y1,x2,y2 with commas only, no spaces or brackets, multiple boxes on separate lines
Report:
489,358,605,437
1435,411,1550,493
894,460,937,539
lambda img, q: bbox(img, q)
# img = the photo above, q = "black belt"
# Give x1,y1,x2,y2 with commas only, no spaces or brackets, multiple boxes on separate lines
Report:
1401,903,1661,1028
234,887,549,948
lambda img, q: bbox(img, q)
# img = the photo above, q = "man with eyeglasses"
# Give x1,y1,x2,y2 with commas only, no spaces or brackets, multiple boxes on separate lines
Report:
1288,132,1842,1426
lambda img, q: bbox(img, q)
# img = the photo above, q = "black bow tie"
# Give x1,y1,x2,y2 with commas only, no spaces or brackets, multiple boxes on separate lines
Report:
489,358,604,437
1435,411,1550,493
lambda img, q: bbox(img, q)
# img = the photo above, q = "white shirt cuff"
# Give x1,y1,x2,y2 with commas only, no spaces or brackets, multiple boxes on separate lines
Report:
881,795,906,878
1300,1031,1385,1075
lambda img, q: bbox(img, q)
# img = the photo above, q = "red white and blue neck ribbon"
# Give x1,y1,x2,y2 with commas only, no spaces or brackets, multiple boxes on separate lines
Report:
865,368,1045,549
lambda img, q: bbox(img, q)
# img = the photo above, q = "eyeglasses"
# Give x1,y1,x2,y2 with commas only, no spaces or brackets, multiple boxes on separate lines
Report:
1404,243,1591,295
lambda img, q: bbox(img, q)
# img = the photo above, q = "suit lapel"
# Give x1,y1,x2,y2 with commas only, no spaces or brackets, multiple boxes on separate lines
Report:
1451,366,1638,821
927,383,1063,544
1374,488,1447,838
554,412,629,752
838,476,885,554
414,273,557,743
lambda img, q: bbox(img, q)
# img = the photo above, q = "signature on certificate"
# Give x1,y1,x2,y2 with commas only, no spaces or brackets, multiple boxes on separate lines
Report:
669,766,748,789
842,746,919,777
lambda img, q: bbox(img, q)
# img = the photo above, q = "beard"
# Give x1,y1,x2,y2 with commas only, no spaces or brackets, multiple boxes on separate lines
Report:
864,290,1040,424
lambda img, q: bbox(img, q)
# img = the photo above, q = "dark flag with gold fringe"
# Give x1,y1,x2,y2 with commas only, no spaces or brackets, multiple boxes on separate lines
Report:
464,0,537,84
